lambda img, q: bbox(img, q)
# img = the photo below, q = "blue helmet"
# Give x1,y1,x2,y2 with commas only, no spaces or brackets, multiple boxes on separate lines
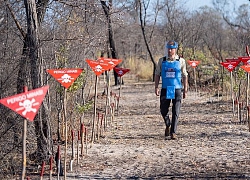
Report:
166,40,178,49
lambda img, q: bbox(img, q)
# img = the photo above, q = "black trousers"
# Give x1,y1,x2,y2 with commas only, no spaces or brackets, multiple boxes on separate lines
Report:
160,88,182,134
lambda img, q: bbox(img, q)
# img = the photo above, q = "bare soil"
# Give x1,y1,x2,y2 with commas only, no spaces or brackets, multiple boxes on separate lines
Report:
22,77,250,179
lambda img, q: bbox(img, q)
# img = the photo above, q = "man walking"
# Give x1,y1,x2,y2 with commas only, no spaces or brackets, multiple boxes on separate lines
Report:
154,40,188,140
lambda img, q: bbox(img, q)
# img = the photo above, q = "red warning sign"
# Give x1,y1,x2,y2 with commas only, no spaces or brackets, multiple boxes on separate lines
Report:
238,57,250,65
46,68,83,89
114,67,130,77
220,61,239,72
86,59,111,76
226,58,241,63
0,85,49,121
98,57,122,70
240,65,250,73
187,60,200,68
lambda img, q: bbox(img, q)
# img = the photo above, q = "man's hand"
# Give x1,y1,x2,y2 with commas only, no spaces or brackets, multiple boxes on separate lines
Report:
183,89,187,99
155,87,160,96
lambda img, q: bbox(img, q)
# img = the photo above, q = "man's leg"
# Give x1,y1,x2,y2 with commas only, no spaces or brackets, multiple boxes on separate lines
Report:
160,89,171,126
160,89,171,137
160,97,171,126
170,89,182,137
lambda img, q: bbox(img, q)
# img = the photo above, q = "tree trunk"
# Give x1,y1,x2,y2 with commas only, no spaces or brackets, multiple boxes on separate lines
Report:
101,0,120,85
138,0,156,81
22,0,52,161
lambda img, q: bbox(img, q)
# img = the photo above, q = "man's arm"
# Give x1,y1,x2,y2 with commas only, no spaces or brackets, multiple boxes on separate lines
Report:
154,74,160,96
154,58,162,96
182,76,188,98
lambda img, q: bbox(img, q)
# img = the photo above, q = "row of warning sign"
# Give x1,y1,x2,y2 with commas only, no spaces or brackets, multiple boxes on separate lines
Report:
0,58,130,122
187,56,250,72
48,58,130,89
220,56,250,72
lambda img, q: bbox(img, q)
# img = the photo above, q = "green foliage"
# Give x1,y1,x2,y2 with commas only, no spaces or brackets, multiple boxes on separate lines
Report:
233,84,239,92
75,101,93,114
56,85,64,93
223,73,231,82
183,48,206,62
55,45,69,68
237,68,247,80
67,71,86,92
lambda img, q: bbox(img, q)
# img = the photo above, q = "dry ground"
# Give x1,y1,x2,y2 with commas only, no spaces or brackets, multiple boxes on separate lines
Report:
19,78,250,179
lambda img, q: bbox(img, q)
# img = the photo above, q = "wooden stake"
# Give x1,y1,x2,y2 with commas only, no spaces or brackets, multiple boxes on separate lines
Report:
104,71,111,129
247,106,250,132
70,130,75,171
80,123,85,156
85,127,88,154
21,86,28,180
49,156,53,180
56,145,61,179
193,67,197,97
63,88,67,180
100,114,104,137
77,130,80,164
116,76,122,115
230,71,235,115
246,45,250,126
40,161,45,180
97,112,100,140
91,75,98,145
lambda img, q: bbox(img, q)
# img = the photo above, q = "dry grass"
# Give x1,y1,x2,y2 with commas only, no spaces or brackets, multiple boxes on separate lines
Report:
124,57,155,81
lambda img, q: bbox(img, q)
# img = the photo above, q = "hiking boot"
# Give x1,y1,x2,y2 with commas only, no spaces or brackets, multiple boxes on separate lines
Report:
171,133,177,140
165,126,170,137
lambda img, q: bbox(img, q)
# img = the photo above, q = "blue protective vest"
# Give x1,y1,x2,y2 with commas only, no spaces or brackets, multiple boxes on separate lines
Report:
161,57,182,89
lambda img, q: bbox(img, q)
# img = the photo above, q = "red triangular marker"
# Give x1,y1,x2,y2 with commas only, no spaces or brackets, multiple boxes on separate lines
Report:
240,65,250,73
114,67,130,77
225,58,240,63
98,57,122,70
220,61,239,72
0,85,49,121
187,60,200,68
86,59,111,76
47,68,83,89
238,57,250,65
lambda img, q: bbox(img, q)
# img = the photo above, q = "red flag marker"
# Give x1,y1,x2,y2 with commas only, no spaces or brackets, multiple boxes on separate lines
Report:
114,67,130,77
238,57,250,65
240,65,250,73
187,60,200,68
220,61,239,72
86,59,111,76
226,58,241,63
98,57,122,70
47,68,83,89
0,85,49,121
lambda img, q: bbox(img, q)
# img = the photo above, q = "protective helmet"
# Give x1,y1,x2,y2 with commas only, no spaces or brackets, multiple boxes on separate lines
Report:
166,40,178,49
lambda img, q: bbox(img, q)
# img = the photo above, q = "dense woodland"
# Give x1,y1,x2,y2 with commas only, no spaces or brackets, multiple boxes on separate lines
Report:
0,0,250,178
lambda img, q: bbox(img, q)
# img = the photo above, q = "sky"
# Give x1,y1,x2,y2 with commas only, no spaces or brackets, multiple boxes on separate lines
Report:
186,0,249,10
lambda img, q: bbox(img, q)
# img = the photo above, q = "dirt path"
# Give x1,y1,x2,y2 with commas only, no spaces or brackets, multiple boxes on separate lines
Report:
63,80,250,179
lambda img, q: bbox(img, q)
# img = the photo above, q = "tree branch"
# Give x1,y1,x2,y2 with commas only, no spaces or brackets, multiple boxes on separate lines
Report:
5,1,26,38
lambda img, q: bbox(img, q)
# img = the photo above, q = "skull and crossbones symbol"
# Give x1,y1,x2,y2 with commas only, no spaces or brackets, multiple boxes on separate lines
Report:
228,64,234,70
95,65,103,72
117,70,124,76
60,74,74,83
18,98,37,115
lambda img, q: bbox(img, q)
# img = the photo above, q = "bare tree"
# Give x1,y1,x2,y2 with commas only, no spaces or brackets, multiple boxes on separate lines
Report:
101,0,120,85
138,0,159,81
6,0,52,161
